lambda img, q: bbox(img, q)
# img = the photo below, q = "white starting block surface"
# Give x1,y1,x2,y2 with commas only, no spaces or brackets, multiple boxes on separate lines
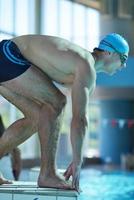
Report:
0,181,78,200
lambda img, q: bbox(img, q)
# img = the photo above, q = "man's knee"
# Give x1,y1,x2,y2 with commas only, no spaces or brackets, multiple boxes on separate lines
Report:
25,106,40,129
41,94,66,117
55,94,66,114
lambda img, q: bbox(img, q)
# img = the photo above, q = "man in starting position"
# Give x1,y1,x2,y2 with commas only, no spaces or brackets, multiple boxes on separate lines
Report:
0,33,129,192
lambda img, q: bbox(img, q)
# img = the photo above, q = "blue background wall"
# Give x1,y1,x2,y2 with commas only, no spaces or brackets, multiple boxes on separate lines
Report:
96,57,134,164
99,100,134,164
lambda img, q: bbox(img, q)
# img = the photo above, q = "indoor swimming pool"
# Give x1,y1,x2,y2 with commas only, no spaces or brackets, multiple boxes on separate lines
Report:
1,167,134,200
79,169,134,200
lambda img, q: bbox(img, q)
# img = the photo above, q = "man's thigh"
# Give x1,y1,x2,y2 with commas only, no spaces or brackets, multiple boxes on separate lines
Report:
1,65,65,108
0,86,40,118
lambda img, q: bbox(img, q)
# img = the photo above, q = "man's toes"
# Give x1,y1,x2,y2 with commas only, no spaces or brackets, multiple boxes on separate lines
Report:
5,180,12,184
3,180,12,184
59,182,73,190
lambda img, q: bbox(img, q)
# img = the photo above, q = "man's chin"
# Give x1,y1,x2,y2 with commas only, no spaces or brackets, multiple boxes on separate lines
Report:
104,71,115,76
109,69,117,76
102,69,116,75
110,72,115,76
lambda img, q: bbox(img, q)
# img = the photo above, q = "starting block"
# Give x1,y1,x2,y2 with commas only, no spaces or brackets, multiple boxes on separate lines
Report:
0,181,78,200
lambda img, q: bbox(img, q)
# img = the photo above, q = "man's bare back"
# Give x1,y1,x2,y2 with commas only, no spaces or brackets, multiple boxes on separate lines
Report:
11,35,95,86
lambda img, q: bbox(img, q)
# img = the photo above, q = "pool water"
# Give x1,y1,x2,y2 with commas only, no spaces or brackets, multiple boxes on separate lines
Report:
79,169,134,200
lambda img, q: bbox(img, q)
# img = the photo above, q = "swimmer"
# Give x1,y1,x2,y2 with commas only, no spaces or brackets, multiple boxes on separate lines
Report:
0,33,129,192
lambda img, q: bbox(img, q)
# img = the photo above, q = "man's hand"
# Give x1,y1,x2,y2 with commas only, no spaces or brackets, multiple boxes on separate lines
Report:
63,162,81,193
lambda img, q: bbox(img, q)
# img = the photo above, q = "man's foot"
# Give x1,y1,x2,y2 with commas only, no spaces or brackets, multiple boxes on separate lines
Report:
38,174,73,190
0,177,12,185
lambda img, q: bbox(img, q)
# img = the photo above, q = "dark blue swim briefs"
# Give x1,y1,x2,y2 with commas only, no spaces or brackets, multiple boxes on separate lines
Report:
0,40,31,83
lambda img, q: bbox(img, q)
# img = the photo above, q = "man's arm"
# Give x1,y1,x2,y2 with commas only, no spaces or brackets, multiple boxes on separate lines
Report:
63,62,95,191
71,63,95,165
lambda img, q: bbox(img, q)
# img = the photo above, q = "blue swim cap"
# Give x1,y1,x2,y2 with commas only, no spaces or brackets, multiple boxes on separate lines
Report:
98,33,129,65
